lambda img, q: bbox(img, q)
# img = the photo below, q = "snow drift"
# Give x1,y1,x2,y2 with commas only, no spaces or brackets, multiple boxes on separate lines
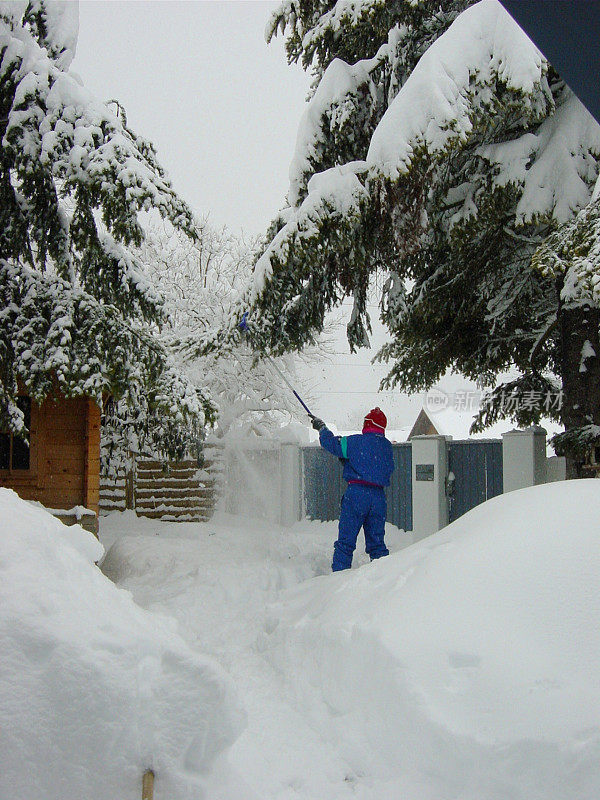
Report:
267,480,600,799
94,481,599,798
0,488,244,800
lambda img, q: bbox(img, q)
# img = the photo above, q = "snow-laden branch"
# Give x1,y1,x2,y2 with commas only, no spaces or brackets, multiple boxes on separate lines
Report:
252,0,600,315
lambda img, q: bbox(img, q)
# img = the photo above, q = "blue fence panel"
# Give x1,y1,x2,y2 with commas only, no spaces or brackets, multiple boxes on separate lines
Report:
386,444,412,531
303,440,502,530
448,440,503,522
302,443,413,530
302,446,345,522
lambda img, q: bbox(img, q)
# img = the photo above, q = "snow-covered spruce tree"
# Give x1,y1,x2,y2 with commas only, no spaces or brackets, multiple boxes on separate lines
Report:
245,0,600,475
0,1,212,453
266,0,473,209
530,197,600,474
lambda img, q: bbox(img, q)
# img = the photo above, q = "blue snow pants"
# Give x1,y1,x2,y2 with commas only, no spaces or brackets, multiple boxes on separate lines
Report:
332,483,389,572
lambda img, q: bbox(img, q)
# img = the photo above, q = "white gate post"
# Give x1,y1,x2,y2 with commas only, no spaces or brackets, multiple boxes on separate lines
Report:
411,435,450,540
502,426,547,493
279,443,302,527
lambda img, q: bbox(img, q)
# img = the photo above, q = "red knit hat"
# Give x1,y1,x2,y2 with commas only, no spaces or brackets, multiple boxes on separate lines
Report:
363,407,387,433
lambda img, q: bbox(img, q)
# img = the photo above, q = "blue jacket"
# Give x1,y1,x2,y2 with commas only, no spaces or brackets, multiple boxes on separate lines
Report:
319,427,395,487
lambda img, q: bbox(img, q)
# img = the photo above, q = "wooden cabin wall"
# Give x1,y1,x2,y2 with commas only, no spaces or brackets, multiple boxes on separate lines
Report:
83,399,101,516
0,394,101,522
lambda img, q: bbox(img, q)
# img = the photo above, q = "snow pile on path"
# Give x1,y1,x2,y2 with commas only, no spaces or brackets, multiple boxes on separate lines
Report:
99,511,412,799
0,488,244,800
98,485,599,799
267,480,600,799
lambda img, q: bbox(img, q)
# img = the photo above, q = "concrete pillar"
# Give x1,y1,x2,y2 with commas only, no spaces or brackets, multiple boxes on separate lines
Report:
546,455,567,483
411,435,449,540
279,443,302,527
502,427,547,493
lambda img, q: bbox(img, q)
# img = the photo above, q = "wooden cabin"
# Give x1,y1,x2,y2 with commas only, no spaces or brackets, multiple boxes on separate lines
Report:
0,391,101,534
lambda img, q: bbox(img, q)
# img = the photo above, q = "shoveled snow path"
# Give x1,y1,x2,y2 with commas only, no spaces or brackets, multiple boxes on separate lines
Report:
100,511,410,799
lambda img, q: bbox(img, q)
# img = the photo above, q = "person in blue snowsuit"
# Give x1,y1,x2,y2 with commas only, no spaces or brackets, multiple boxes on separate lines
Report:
311,407,395,572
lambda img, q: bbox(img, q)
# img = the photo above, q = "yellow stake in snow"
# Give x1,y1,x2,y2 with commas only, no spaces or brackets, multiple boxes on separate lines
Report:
142,770,154,800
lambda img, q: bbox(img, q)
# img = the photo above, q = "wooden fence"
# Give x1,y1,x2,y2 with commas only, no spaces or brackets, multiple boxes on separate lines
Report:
99,446,224,523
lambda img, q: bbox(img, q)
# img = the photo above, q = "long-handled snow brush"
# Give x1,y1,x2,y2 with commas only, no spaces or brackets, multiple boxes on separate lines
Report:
238,312,315,419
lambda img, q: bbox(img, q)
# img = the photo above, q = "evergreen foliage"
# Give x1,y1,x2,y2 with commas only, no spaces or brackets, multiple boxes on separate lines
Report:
267,0,472,206
0,1,210,454
250,0,600,465
531,198,600,463
533,196,600,312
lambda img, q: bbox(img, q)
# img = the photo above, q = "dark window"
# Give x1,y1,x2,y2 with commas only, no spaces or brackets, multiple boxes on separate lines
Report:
0,397,31,471
0,433,9,469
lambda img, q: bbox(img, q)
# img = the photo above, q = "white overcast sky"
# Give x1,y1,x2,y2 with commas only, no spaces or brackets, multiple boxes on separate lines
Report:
73,0,310,236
